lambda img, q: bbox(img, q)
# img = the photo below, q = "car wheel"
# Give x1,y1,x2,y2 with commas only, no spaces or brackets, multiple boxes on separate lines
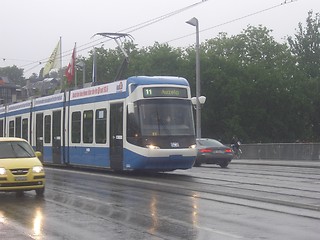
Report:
219,162,229,168
35,187,45,196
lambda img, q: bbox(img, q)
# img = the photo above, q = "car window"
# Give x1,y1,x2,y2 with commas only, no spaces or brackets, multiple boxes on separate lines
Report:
0,141,35,158
197,139,224,147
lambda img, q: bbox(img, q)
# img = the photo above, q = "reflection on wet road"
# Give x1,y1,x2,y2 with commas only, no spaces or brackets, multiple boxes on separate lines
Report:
0,163,319,239
0,194,45,239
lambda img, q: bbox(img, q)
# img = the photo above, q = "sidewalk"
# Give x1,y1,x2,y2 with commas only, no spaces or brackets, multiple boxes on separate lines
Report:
232,159,320,168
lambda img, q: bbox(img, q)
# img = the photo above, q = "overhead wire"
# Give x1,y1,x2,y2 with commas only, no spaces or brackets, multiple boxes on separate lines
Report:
167,0,298,44
19,0,208,75
1,58,34,63
12,0,296,75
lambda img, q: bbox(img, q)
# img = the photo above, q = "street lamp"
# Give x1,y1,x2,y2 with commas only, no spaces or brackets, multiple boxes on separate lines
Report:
186,17,202,138
76,61,86,88
191,96,206,137
191,96,206,107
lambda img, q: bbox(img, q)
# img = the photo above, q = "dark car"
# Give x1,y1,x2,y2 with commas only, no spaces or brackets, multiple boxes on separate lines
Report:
194,138,233,168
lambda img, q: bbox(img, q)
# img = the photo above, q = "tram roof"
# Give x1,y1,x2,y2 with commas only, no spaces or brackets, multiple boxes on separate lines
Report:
126,76,189,87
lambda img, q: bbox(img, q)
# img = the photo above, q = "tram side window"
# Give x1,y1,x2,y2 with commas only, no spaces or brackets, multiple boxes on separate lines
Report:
83,110,93,143
95,109,106,144
9,120,14,137
0,119,3,137
22,118,28,141
44,115,51,143
71,111,81,143
15,117,21,138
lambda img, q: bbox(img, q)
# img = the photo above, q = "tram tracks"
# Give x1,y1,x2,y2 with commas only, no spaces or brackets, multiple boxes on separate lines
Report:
1,164,318,240
171,167,320,218
45,166,320,220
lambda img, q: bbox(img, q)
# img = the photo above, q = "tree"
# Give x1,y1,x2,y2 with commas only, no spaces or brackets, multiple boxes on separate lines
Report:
288,11,320,141
66,20,319,143
29,73,38,80
288,11,320,79
0,65,24,86
128,42,185,77
199,26,309,143
82,42,137,84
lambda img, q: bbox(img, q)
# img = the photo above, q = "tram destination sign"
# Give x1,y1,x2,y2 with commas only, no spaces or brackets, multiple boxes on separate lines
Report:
143,87,188,98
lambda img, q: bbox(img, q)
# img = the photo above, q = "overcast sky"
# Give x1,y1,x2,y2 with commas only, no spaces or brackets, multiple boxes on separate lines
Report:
1,0,319,78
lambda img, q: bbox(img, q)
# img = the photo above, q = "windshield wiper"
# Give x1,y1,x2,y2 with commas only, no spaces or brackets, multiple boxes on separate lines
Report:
9,143,19,158
16,143,33,157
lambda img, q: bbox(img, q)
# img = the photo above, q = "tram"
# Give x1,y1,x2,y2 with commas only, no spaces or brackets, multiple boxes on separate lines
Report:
0,76,197,171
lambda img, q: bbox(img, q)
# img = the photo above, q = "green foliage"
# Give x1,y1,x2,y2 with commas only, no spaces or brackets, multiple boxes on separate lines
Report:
78,13,320,143
127,42,186,77
288,11,320,79
198,26,298,142
18,10,317,143
0,65,24,86
196,23,319,143
288,11,320,142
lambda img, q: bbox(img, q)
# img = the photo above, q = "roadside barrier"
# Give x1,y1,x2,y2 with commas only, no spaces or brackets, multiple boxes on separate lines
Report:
240,143,320,161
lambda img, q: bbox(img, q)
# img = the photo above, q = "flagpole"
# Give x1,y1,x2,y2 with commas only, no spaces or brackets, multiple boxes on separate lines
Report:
74,42,77,89
61,36,67,166
65,43,76,88
59,36,63,90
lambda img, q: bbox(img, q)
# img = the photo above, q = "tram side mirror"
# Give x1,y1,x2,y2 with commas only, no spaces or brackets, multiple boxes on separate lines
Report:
128,103,134,114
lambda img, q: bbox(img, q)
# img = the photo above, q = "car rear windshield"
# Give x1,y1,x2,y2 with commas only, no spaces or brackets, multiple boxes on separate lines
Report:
197,139,224,147
0,141,35,158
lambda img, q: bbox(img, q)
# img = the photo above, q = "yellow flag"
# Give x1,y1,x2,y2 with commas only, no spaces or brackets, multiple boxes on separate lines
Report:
42,40,61,77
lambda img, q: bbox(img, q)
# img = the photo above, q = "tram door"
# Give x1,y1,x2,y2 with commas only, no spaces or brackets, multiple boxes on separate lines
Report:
110,103,123,170
52,110,61,164
35,113,44,162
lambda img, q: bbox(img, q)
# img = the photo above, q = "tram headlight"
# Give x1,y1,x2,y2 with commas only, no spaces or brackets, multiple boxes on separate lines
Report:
189,144,197,149
146,144,160,149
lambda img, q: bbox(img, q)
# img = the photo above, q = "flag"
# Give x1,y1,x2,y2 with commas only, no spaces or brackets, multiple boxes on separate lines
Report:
42,40,61,77
65,43,76,85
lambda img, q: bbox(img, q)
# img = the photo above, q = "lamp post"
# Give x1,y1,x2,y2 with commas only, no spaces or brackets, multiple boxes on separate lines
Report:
76,61,86,88
79,61,86,87
186,17,201,138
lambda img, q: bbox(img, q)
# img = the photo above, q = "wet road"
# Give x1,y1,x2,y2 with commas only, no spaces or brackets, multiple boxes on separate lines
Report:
0,160,319,240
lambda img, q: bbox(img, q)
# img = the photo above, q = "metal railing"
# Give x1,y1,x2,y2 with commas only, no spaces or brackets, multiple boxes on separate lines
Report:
240,143,320,161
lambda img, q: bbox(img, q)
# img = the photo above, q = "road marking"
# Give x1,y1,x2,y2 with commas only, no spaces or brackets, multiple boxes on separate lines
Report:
197,225,243,239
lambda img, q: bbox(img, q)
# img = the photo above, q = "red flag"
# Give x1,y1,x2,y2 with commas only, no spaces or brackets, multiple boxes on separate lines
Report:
65,44,76,84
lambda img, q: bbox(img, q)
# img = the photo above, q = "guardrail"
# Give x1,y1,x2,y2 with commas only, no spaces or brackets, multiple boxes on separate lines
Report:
240,143,320,161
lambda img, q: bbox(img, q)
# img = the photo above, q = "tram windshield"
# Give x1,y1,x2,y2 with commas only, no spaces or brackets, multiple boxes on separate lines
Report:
128,99,195,137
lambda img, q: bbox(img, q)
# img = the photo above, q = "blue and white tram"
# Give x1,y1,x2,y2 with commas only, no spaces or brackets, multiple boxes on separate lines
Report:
0,76,197,171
